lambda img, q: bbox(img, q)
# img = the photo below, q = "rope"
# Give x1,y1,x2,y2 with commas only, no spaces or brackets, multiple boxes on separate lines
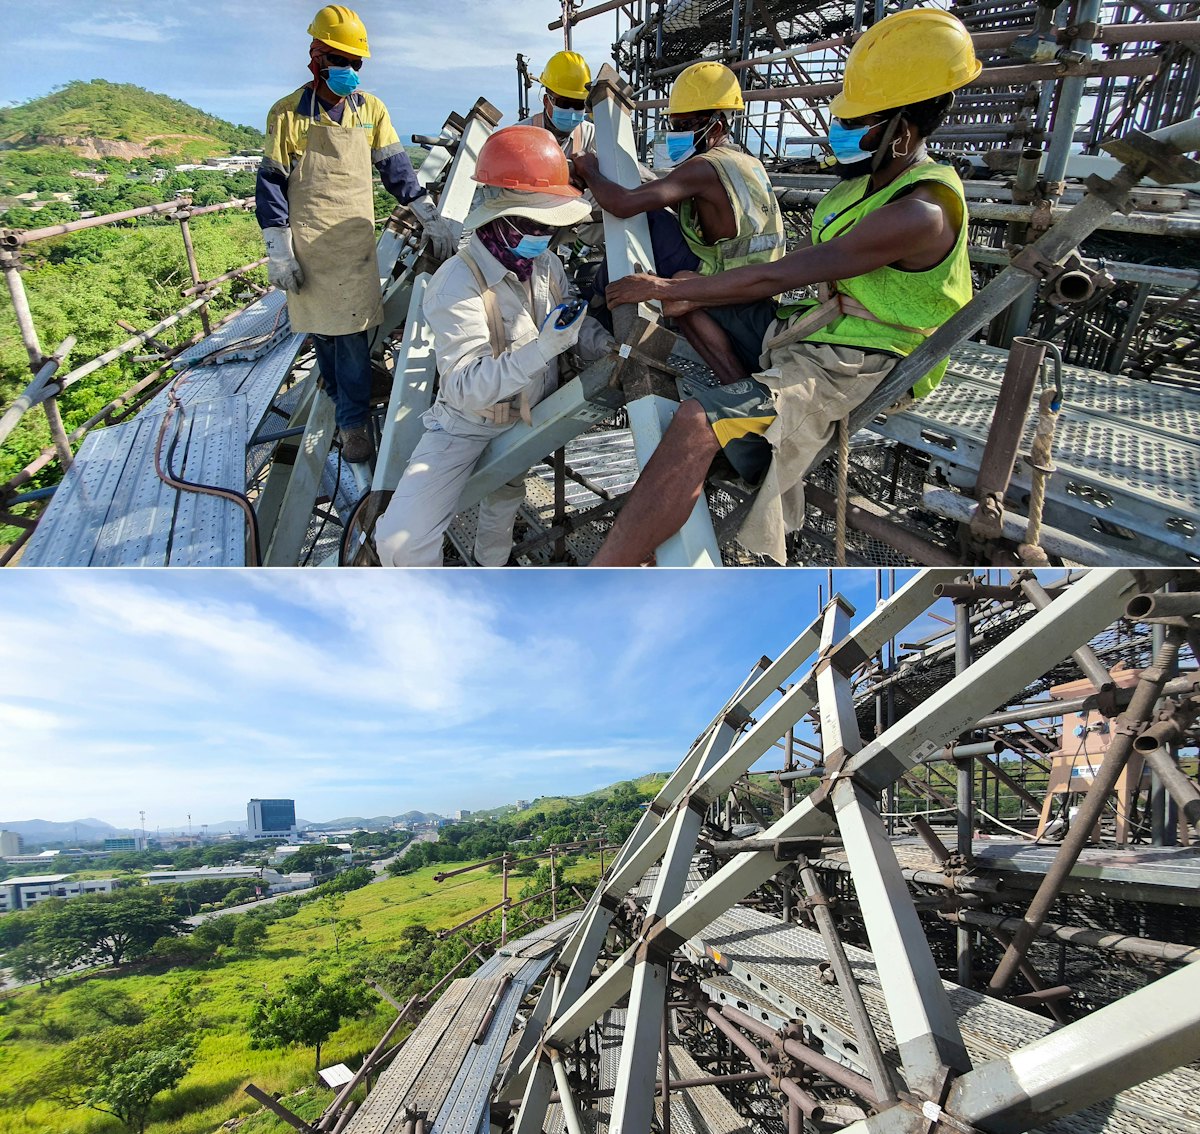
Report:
835,416,849,566
1019,383,1062,566
976,807,1038,840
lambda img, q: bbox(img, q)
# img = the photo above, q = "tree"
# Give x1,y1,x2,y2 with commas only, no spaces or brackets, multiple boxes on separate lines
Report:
232,918,268,955
318,893,362,957
33,997,197,1134
87,1043,194,1134
281,844,344,874
248,969,372,1075
52,888,186,966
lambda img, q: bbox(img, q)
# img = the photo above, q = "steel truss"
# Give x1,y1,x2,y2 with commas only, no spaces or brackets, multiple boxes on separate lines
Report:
499,569,1199,1134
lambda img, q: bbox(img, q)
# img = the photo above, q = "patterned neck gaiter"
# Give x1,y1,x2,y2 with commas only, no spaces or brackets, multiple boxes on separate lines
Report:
478,219,535,282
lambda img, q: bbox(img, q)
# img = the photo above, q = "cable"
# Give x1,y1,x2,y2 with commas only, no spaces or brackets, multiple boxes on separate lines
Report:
154,373,263,566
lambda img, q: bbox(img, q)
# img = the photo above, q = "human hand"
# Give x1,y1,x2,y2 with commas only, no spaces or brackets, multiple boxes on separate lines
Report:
571,152,600,184
535,300,587,364
605,272,669,309
262,226,304,291
410,196,457,260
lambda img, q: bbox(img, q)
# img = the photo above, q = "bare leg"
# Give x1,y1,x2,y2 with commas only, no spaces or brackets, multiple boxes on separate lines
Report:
666,271,749,384
591,399,719,566
675,308,750,384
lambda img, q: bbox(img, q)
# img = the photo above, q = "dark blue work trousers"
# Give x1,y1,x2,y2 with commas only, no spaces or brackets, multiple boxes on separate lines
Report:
312,331,371,430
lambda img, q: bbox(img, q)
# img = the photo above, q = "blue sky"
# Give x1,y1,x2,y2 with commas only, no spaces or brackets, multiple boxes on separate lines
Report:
1,569,931,830
2,2,621,142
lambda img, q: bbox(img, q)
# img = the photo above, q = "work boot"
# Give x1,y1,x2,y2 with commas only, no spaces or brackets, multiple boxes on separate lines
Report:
339,423,373,464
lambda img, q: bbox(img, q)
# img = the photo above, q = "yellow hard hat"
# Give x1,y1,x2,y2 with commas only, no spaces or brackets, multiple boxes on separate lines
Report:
540,51,591,101
667,62,744,116
830,10,981,119
308,5,370,58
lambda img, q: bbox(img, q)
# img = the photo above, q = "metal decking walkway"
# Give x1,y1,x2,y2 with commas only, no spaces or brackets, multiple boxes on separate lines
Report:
875,341,1200,562
691,905,1200,1134
345,915,580,1134
21,291,305,566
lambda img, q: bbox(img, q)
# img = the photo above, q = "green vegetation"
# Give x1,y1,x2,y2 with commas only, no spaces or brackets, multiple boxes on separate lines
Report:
0,857,599,1134
395,778,663,874
0,81,263,166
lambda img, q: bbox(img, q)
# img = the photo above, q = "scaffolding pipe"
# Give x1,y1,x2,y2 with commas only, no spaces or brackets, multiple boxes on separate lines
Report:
988,629,1184,994
0,335,75,448
947,909,1200,964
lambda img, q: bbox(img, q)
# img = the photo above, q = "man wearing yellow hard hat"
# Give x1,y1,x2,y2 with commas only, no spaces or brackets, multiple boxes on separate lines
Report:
572,60,785,362
256,5,455,464
592,10,980,566
520,50,596,159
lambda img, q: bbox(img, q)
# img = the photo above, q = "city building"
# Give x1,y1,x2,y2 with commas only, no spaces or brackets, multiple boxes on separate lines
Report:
456,809,472,820
0,874,114,913
247,798,297,840
0,830,22,856
142,864,313,894
3,849,62,866
103,836,146,852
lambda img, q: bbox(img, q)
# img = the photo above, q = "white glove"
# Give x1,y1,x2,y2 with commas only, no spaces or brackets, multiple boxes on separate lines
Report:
262,226,303,292
410,196,457,260
535,301,587,366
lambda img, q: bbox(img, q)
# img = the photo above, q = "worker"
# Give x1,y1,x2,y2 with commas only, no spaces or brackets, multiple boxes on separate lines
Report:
520,50,596,159
590,9,980,566
374,126,614,567
256,4,456,464
572,61,786,375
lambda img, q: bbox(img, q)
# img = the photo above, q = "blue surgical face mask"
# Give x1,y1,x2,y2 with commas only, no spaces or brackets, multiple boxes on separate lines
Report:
512,233,552,259
665,130,697,164
550,106,586,134
324,66,361,97
828,120,874,164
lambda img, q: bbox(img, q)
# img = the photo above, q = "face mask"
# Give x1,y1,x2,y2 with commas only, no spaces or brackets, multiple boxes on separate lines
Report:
550,106,586,134
324,66,361,97
827,121,875,165
511,233,552,259
665,131,697,164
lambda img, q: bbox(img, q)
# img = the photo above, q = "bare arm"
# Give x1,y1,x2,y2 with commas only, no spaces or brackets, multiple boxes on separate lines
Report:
607,191,954,312
572,152,719,219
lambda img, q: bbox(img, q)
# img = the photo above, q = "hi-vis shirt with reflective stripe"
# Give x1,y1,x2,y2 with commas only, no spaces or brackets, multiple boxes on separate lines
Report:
262,86,408,177
679,142,786,276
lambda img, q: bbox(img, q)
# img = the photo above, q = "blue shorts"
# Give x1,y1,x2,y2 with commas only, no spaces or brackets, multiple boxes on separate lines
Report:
677,375,776,486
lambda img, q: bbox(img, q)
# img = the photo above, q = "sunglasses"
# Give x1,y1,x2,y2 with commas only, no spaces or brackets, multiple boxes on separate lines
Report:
550,93,587,112
324,53,363,70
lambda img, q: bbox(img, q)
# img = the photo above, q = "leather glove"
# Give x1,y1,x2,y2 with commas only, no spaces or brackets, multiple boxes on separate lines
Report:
410,196,457,260
262,226,303,292
534,301,587,366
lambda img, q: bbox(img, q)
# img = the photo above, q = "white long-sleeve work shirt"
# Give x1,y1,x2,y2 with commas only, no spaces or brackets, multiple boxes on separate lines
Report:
421,234,612,440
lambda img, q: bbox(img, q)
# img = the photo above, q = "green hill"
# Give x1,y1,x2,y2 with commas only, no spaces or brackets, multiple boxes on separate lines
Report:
0,79,264,163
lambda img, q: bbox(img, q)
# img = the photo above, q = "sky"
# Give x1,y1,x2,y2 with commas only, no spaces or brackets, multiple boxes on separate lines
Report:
1,1,621,143
0,569,932,831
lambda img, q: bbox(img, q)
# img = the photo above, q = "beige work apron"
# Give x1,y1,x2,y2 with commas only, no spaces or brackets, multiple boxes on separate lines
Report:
286,108,383,335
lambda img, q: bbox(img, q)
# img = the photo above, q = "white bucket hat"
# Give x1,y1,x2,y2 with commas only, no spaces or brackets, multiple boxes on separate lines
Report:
463,187,592,234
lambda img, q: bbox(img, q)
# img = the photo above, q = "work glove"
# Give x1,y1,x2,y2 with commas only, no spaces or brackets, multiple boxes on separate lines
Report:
410,196,457,260
262,226,303,292
534,300,587,366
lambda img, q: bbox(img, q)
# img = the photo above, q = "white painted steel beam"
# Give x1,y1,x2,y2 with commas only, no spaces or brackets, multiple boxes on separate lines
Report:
834,781,971,1095
817,595,970,1096
840,961,1200,1134
263,384,335,565
542,571,1149,1055
590,68,721,568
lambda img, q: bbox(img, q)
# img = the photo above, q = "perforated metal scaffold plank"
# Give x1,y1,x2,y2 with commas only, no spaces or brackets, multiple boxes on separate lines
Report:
874,341,1200,557
691,905,1200,1134
22,395,247,566
656,1045,755,1134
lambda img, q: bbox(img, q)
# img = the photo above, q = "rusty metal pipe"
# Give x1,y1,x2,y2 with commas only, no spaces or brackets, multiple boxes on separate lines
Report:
973,337,1047,528
804,484,960,566
988,630,1184,994
948,908,1200,963
1126,593,1200,621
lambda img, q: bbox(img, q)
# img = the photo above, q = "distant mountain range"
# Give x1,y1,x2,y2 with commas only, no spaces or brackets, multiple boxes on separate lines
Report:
1,812,446,847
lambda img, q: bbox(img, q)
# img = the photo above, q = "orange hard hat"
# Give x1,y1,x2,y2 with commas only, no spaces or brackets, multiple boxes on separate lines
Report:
473,125,582,198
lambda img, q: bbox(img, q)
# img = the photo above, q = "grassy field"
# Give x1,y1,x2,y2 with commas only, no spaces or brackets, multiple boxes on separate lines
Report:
0,856,598,1134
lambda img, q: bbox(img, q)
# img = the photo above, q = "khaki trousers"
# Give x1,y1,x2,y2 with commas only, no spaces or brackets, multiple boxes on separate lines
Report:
737,340,897,565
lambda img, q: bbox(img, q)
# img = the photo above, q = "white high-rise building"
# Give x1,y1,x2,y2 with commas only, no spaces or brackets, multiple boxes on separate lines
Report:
247,799,297,840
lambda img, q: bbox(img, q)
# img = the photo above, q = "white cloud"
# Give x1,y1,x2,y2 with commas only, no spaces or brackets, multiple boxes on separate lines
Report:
66,13,182,44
